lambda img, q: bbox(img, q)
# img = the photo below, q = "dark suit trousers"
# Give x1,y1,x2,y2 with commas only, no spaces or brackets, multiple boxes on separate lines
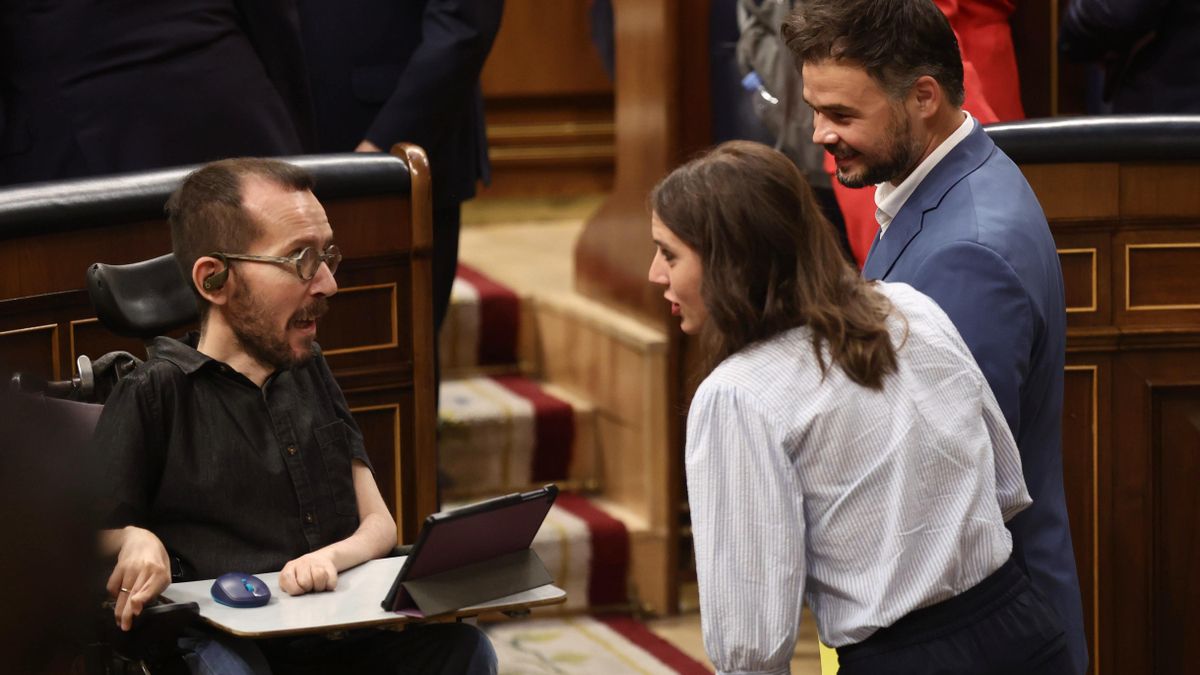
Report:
837,558,1072,675
432,204,462,335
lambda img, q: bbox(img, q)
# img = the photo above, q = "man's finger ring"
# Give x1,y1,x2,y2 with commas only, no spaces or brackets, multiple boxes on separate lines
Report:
119,587,131,593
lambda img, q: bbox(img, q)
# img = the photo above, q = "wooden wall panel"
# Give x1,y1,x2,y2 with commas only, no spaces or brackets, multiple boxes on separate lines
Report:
69,319,156,366
0,220,166,300
324,197,411,255
1120,165,1200,219
1022,164,1120,221
1152,386,1200,674
1058,242,1109,329
1037,158,1200,674
0,324,59,380
1125,243,1200,310
481,0,611,98
1010,0,1092,117
320,283,398,356
350,402,404,521
1105,353,1200,675
1116,234,1200,328
1063,363,1103,675
1108,356,1155,675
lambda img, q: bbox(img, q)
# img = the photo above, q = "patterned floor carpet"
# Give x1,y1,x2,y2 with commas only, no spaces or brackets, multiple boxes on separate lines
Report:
486,615,712,675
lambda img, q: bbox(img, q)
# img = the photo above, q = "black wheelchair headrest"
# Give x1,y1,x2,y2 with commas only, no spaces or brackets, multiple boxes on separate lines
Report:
87,254,199,340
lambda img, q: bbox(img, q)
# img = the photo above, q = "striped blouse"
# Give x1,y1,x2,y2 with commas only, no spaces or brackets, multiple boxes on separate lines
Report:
686,282,1031,675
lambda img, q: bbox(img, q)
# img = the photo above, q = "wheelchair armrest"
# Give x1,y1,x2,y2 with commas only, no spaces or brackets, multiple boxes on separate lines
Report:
9,355,94,401
97,600,200,663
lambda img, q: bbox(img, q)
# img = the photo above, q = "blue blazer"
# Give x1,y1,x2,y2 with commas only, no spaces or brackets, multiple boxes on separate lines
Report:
864,123,1088,674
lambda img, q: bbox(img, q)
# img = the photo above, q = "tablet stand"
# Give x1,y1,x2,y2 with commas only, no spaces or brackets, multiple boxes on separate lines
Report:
396,549,553,617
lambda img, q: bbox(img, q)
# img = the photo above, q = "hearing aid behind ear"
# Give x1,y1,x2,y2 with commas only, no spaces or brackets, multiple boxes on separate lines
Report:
202,253,230,291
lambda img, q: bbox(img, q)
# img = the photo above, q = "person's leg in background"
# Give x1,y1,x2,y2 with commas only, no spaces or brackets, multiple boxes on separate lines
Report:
431,202,463,505
432,204,463,337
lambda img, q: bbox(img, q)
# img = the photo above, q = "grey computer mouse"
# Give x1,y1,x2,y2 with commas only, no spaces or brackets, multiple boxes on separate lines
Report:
211,572,271,608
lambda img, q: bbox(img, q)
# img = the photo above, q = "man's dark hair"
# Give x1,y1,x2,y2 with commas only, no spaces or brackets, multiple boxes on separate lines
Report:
165,158,314,314
782,0,965,107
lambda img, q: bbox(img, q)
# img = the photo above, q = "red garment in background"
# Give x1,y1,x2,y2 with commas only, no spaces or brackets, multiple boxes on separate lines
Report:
833,0,1024,268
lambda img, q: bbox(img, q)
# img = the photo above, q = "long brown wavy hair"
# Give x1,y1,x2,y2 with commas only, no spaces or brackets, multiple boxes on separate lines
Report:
651,140,898,389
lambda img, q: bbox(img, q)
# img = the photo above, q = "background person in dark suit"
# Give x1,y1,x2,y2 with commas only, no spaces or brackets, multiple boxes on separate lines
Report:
297,0,505,334
1060,0,1200,113
0,0,314,186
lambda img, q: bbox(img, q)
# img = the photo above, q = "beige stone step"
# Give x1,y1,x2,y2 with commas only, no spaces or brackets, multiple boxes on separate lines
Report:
438,375,598,501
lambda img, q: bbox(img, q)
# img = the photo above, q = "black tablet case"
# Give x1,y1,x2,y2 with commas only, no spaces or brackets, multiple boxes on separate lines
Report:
382,485,557,616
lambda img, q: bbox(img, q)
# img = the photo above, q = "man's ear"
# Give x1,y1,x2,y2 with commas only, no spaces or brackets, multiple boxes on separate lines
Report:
193,254,230,305
910,75,943,118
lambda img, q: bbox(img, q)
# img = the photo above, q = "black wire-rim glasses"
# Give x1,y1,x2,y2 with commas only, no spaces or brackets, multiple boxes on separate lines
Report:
212,244,342,281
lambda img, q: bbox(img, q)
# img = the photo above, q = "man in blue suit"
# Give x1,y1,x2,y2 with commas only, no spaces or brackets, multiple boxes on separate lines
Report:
297,0,504,333
786,1,1087,672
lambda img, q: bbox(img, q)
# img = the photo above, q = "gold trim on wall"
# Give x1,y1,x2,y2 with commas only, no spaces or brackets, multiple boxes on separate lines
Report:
1,323,62,380
349,402,403,537
1125,243,1200,311
487,121,615,139
68,317,99,372
1065,363,1100,675
1058,247,1098,313
324,283,399,356
488,144,615,162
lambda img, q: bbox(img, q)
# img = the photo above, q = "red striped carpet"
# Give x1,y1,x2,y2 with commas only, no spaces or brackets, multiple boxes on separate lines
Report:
441,263,521,370
493,374,575,483
438,374,577,496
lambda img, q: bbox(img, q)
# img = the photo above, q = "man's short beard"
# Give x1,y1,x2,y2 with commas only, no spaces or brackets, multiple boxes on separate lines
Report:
228,282,328,372
832,106,922,189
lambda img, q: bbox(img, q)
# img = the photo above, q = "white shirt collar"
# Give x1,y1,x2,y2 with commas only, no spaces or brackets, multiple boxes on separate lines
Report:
874,112,975,237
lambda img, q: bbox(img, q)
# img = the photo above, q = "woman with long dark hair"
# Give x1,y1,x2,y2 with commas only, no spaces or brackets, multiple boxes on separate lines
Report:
648,140,1071,674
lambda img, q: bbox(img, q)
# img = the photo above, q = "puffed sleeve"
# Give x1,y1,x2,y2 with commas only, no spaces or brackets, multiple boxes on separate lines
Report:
687,377,805,675
980,378,1033,522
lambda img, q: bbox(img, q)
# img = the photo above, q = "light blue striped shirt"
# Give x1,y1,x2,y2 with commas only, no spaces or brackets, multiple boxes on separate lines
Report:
686,282,1031,675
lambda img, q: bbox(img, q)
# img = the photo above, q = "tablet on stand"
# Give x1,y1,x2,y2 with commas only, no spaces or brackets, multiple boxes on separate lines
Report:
382,485,558,617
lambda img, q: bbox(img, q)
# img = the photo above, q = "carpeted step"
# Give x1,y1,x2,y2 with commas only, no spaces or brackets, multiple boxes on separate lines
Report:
438,374,597,500
486,613,712,674
531,492,631,612
440,263,522,374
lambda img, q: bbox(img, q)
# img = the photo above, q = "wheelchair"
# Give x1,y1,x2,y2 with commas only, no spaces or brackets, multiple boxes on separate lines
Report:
9,253,201,675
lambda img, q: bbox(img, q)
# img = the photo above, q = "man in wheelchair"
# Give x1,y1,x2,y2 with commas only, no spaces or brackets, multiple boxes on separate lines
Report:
93,158,496,675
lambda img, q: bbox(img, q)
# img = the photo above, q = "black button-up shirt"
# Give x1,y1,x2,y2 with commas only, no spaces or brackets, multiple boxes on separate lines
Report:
95,334,370,581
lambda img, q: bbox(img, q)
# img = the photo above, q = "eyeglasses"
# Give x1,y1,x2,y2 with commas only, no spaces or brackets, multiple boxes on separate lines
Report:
212,244,342,281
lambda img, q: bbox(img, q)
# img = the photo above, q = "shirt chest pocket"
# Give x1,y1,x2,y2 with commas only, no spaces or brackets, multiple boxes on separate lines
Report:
314,420,358,517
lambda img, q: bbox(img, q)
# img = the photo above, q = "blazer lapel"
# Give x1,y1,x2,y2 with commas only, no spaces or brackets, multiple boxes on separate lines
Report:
862,206,922,281
862,123,997,281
